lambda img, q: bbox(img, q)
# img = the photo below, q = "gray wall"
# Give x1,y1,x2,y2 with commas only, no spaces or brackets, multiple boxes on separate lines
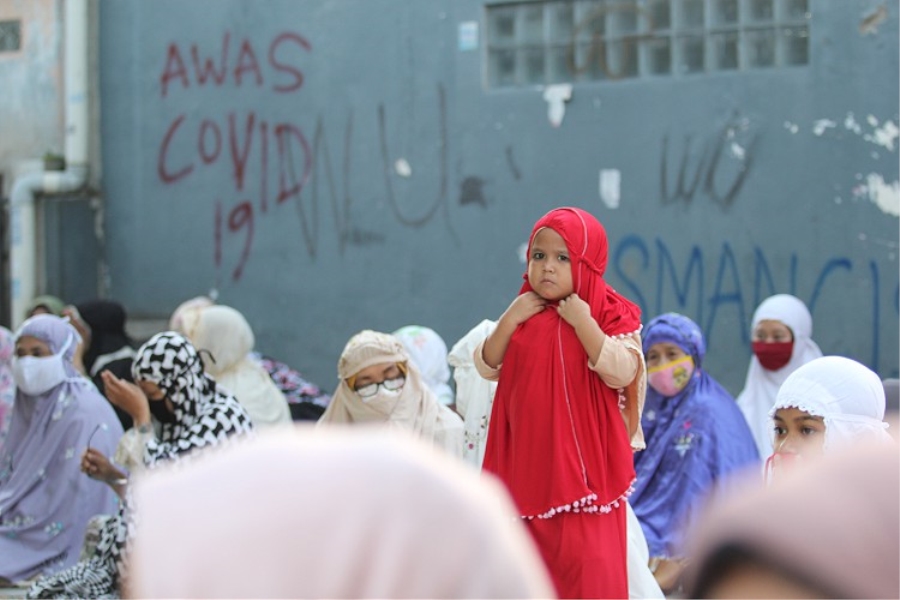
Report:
96,0,899,395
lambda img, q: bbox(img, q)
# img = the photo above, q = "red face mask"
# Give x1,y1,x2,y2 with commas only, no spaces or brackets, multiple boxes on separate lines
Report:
752,341,794,371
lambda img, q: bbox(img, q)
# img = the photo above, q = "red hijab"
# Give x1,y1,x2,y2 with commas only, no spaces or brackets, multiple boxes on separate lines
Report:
483,207,642,518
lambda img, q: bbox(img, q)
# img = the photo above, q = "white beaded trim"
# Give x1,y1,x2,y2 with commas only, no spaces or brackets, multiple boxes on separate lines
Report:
522,481,635,520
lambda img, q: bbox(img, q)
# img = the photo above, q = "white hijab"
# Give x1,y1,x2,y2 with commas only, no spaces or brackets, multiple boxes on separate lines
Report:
393,325,454,406
771,356,891,452
187,305,291,427
737,294,822,457
447,319,497,469
127,427,556,599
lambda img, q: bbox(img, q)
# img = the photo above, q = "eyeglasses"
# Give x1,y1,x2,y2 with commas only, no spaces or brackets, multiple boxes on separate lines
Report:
354,376,405,398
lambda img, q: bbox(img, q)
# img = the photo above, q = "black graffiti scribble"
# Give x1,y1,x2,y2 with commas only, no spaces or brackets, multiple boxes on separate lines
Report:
660,120,759,209
459,176,487,207
505,145,522,180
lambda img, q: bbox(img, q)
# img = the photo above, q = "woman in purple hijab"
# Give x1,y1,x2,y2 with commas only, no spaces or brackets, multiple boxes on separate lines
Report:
0,315,123,584
630,313,759,593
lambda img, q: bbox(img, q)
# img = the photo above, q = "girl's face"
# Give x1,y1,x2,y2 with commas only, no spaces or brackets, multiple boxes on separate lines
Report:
752,320,793,343
772,407,826,457
527,228,574,301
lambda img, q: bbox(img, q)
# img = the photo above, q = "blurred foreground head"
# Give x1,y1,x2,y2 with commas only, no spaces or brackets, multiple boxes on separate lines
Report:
686,441,899,599
127,426,554,599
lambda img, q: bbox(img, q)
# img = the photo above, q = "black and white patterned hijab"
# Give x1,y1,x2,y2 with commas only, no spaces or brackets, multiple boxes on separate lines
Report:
132,331,253,466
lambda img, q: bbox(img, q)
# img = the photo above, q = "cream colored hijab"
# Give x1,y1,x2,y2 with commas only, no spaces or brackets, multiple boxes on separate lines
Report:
127,427,556,599
319,330,464,458
187,305,291,426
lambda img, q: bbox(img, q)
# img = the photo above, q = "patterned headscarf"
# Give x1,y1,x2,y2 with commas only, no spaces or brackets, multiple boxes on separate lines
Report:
27,331,253,598
0,327,16,451
392,326,454,406
770,356,891,452
132,332,254,464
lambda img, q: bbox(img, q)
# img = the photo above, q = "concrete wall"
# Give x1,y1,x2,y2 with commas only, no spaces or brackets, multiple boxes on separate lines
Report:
76,0,900,393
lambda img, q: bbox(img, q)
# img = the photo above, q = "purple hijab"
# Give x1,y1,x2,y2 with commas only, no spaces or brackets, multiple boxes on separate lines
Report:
631,313,759,558
0,315,123,582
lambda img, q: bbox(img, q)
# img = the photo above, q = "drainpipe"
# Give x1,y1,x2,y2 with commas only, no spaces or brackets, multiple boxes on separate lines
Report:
9,0,89,328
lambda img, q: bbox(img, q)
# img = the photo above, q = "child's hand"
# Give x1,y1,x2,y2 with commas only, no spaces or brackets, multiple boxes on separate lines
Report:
501,292,546,327
81,447,124,483
558,293,591,328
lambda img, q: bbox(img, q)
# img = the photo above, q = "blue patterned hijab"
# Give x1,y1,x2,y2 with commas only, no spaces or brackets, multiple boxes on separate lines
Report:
631,313,759,558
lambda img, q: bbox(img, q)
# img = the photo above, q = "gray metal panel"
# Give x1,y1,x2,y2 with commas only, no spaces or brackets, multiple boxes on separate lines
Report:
98,0,899,394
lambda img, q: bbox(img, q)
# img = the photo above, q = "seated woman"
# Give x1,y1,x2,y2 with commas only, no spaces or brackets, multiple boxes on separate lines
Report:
765,355,892,481
180,304,291,427
26,331,253,598
392,325,454,406
74,299,138,430
736,294,822,458
0,315,123,585
318,330,464,459
170,295,330,421
630,313,759,594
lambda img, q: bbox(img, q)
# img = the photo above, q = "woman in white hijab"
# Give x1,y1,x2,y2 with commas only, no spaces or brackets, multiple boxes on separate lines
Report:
181,305,291,427
319,330,464,458
764,355,891,480
736,294,822,458
126,427,555,599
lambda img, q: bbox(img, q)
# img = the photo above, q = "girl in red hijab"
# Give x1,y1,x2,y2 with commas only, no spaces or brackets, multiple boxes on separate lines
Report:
475,207,646,599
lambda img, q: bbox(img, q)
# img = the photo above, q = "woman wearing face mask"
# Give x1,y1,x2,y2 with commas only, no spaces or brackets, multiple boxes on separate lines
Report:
764,355,891,483
0,315,123,585
26,331,253,599
736,294,823,460
630,313,759,595
318,330,464,459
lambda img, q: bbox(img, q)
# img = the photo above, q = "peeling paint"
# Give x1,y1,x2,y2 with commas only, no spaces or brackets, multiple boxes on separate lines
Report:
784,121,799,134
543,84,573,128
863,120,899,151
861,173,900,217
599,169,620,209
813,119,837,136
394,158,412,178
844,112,862,134
517,242,529,264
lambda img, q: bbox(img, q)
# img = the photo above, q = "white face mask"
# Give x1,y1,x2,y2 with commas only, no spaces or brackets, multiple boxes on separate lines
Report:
360,386,403,416
13,335,72,396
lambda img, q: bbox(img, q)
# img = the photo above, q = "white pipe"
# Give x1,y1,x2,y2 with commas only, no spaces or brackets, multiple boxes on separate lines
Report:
9,0,90,328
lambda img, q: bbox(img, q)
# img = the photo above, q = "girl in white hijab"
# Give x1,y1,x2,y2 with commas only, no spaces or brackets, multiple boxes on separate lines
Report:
736,294,822,458
319,330,464,458
765,355,891,480
180,305,291,427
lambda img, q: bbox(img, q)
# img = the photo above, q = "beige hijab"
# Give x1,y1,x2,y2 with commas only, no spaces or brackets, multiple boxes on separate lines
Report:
186,305,291,426
319,330,464,458
686,440,900,598
127,427,556,599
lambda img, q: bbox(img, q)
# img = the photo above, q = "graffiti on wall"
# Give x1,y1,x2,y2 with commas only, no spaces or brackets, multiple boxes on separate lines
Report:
155,32,454,280
612,233,899,371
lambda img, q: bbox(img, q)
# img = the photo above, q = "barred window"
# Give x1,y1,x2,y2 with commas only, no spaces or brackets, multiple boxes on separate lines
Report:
485,0,810,87
0,20,22,53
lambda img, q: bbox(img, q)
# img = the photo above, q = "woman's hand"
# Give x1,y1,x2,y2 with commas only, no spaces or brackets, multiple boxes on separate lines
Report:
100,370,151,425
81,447,125,483
557,293,591,328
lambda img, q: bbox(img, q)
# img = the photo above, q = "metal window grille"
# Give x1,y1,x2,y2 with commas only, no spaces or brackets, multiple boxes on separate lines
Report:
485,0,810,87
0,20,21,53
